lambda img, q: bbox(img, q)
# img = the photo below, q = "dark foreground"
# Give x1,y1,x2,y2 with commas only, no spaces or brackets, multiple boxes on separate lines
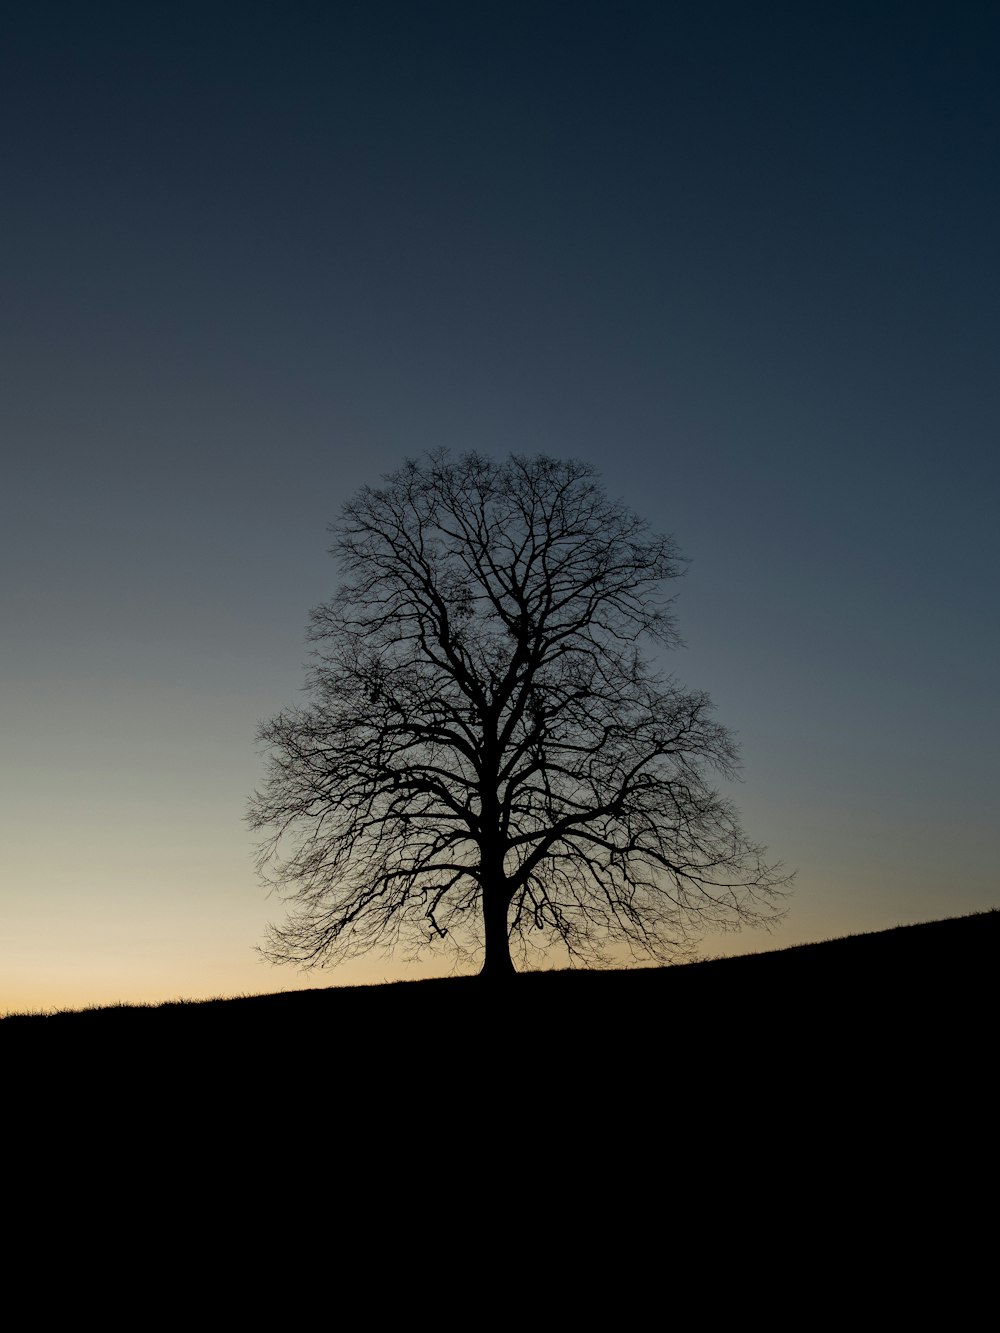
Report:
7,911,995,1240
7,911,995,1086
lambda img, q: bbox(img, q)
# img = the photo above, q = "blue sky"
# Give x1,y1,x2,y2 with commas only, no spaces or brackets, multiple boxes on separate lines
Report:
2,1,997,1009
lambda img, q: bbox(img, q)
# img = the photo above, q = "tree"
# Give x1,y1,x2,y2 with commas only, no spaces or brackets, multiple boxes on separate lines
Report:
249,451,789,978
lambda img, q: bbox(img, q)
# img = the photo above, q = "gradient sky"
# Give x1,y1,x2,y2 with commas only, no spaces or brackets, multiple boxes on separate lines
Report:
3,1,997,1011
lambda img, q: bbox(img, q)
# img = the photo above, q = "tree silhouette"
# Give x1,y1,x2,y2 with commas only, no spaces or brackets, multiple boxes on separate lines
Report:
250,452,789,977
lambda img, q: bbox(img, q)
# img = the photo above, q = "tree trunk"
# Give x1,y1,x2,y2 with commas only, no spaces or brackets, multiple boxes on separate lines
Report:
479,883,515,979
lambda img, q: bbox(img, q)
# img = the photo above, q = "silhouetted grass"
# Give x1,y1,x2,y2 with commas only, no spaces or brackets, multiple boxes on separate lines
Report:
7,909,995,1019
6,911,994,1070
7,910,994,1198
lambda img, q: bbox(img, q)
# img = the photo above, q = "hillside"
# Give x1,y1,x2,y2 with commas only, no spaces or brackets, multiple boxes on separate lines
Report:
6,908,994,1046
6,911,994,1161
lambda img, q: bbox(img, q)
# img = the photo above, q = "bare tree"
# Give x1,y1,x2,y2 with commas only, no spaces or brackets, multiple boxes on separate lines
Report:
249,451,789,978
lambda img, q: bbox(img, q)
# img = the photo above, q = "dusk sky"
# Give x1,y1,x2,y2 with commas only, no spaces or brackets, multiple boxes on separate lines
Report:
3,1,997,1011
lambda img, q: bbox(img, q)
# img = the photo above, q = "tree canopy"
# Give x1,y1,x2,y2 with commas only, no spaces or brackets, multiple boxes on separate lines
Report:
249,451,789,976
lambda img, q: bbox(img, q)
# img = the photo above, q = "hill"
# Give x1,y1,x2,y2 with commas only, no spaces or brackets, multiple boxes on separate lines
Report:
6,910,994,1185
6,909,994,1061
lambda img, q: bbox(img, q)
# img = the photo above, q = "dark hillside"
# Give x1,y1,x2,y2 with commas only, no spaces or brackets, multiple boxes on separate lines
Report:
6,911,994,1070
7,908,994,1028
6,912,994,1179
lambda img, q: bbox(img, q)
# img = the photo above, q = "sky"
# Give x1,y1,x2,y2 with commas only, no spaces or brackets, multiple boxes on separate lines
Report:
2,0,997,1011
